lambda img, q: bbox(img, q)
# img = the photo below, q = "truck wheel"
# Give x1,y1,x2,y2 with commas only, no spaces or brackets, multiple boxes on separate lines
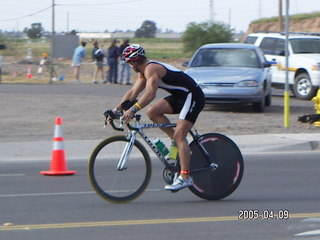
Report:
293,73,317,100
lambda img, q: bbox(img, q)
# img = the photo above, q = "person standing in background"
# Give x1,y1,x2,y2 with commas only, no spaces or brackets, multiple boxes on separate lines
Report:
91,40,99,62
71,41,87,83
119,39,131,85
92,42,106,84
104,39,119,84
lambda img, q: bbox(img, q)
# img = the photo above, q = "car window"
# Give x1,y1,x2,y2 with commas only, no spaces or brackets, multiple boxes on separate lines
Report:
190,49,219,67
190,48,261,68
290,38,320,53
244,36,258,44
274,39,285,56
260,37,285,56
259,38,277,55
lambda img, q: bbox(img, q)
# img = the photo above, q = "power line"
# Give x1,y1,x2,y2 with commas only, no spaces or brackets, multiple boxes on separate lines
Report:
0,6,51,22
57,0,143,7
0,0,142,22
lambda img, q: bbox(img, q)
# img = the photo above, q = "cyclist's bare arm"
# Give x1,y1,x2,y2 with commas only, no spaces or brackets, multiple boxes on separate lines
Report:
135,64,162,109
122,65,162,123
115,73,146,110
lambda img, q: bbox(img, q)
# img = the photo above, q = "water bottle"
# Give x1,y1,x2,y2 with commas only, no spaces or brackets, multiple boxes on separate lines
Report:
168,140,178,160
153,138,169,156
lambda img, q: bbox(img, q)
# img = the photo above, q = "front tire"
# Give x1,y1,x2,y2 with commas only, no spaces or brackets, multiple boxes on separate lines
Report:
88,136,152,203
293,73,317,100
265,90,272,106
252,95,265,112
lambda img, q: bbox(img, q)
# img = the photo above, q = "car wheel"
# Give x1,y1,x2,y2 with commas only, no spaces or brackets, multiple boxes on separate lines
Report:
265,90,272,106
293,73,317,100
252,96,265,113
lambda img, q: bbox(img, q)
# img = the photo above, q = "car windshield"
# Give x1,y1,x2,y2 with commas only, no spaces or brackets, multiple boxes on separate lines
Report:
190,48,261,68
290,38,320,54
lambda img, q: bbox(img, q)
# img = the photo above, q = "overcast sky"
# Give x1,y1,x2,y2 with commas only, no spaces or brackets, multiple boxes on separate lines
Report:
0,0,318,33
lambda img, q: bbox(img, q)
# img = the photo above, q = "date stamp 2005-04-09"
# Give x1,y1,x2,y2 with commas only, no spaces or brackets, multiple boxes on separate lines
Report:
238,209,290,220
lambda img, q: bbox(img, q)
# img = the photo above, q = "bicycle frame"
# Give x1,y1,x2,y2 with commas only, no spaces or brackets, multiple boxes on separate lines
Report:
104,109,218,174
125,120,218,173
130,122,177,170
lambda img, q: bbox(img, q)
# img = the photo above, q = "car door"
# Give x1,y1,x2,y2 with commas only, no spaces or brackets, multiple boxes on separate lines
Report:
259,37,286,84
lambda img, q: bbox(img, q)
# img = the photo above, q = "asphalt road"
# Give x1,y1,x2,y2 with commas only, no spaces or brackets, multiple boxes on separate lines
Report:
0,152,320,240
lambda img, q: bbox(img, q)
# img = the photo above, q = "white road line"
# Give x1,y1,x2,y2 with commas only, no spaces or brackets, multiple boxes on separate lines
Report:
0,174,26,177
0,191,95,198
0,189,162,198
295,229,320,237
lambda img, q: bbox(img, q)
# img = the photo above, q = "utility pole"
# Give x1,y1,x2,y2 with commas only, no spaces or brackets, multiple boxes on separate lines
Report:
258,0,262,18
279,0,283,32
67,12,70,33
209,0,214,23
50,0,55,83
284,0,290,128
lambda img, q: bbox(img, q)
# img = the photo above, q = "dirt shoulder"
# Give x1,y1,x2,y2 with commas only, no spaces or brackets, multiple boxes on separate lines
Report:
0,83,317,143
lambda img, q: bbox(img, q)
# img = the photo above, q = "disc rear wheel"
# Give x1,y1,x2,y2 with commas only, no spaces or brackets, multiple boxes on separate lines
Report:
189,133,244,200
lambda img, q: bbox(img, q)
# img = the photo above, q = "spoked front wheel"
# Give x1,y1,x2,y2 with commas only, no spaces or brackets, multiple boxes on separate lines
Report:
88,135,152,203
189,133,244,200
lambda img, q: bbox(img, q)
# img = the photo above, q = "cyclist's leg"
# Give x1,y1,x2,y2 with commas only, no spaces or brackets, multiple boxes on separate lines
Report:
164,119,194,191
173,119,193,179
175,90,205,179
146,98,175,138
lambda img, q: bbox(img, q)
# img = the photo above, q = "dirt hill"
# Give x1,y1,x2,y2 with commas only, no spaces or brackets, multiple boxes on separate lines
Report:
243,16,320,40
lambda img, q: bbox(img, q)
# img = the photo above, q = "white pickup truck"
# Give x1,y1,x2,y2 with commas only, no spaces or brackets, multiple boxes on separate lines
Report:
244,32,320,100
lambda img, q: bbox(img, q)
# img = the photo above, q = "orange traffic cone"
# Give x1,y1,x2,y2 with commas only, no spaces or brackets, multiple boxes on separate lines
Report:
40,117,77,176
26,65,32,79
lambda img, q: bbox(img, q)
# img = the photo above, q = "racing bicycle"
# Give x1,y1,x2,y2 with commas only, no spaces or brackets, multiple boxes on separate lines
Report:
88,104,244,203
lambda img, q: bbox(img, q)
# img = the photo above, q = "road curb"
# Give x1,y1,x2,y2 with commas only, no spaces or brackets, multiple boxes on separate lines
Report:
1,134,320,162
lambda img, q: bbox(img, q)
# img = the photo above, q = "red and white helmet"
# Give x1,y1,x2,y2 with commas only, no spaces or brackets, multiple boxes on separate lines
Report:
122,44,145,62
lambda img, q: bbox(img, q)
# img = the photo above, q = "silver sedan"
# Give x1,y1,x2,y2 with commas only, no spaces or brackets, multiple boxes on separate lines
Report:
184,43,272,112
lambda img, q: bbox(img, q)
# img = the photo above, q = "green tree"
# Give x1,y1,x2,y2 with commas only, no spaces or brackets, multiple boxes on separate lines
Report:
182,21,234,53
135,20,157,38
23,23,44,39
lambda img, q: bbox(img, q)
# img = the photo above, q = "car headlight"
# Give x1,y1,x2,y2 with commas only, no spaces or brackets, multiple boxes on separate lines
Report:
236,80,258,87
311,63,320,71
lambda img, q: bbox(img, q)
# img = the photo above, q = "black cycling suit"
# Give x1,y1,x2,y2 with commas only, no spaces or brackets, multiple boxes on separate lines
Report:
146,61,205,124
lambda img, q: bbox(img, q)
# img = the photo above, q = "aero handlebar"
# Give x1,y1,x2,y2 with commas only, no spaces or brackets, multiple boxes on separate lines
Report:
103,99,140,131
103,109,141,131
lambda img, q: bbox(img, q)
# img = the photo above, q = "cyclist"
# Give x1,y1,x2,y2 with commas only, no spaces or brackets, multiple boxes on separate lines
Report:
113,44,205,191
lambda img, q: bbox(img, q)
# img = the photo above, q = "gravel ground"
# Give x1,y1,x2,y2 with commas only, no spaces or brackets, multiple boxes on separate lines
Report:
0,82,317,143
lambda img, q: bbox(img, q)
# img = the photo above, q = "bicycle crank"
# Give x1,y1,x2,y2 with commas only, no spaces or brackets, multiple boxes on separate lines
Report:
162,161,177,184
